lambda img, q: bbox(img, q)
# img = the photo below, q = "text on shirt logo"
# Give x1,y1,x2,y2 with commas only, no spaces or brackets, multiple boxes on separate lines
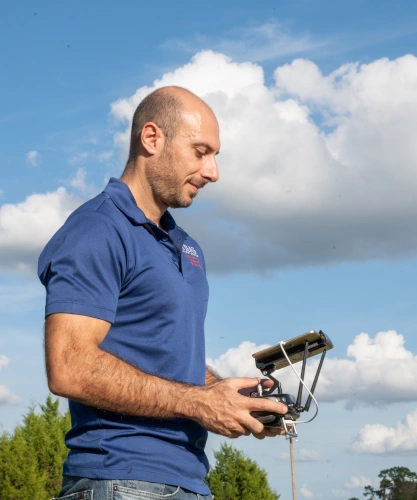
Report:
182,245,203,270
182,244,199,257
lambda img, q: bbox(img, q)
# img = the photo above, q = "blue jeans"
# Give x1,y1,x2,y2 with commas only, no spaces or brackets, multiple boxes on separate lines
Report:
55,476,214,500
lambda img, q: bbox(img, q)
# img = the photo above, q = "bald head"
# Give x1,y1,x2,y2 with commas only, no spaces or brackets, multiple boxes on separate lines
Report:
126,86,214,168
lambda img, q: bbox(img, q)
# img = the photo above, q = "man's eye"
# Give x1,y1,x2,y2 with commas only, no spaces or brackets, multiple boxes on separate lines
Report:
196,150,206,158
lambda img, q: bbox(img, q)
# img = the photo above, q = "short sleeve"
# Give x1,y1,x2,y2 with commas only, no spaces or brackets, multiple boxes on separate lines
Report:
38,212,127,323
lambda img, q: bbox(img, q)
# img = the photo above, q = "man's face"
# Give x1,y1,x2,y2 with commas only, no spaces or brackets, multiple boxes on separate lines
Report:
146,106,220,209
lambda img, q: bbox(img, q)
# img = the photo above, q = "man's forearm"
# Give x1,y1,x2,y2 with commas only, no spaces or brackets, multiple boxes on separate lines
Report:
55,353,220,417
49,342,203,420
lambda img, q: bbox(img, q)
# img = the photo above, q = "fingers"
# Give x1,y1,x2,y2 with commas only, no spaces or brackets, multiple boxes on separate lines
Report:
261,378,274,389
222,421,254,438
229,428,251,439
253,426,285,440
241,414,265,435
230,377,261,390
227,427,251,439
226,378,288,415
250,397,288,415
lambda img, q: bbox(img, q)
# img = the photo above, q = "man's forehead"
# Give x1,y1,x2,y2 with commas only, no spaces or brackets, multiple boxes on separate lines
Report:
179,108,220,146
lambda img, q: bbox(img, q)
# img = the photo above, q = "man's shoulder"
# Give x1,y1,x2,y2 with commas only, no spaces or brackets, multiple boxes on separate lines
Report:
40,192,128,264
63,191,132,233
38,192,130,285
70,191,116,220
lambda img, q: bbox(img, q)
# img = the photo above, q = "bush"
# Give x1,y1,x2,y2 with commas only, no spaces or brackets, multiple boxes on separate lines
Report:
206,442,280,500
0,395,71,500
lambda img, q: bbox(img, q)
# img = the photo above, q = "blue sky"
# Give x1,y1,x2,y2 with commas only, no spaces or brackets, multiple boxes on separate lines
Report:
1,1,417,498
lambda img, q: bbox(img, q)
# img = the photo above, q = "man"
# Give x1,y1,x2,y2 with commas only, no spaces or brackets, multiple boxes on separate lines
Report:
38,86,287,500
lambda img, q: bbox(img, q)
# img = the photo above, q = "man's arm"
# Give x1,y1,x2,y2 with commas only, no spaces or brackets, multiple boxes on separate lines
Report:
45,313,288,438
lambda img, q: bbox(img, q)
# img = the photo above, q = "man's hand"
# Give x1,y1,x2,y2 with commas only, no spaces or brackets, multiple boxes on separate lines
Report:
185,377,288,439
238,377,286,439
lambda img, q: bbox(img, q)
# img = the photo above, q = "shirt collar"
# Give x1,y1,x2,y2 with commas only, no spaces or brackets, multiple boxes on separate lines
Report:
103,177,179,232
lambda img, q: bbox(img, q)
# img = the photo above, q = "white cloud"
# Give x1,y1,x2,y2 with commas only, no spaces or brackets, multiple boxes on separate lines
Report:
317,331,417,407
69,150,114,166
161,22,326,63
111,51,417,273
207,330,417,407
0,188,82,273
300,485,314,498
69,151,89,165
206,341,270,379
349,408,417,455
0,385,21,406
66,168,102,199
0,355,10,371
344,475,372,489
98,151,113,163
26,150,41,167
276,448,325,462
220,23,326,62
332,475,374,496
68,168,88,193
0,355,22,406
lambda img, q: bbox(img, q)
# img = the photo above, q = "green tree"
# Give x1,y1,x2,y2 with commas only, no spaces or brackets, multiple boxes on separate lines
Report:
364,466,417,500
0,394,71,500
206,442,280,500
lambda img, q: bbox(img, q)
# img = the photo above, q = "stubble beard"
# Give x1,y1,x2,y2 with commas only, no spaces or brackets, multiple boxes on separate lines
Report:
147,143,194,209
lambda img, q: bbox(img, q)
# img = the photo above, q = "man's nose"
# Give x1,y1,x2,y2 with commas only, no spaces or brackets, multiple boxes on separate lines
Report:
202,156,219,183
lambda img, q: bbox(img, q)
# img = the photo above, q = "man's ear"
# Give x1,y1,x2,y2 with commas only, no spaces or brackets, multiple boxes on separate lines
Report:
140,122,165,155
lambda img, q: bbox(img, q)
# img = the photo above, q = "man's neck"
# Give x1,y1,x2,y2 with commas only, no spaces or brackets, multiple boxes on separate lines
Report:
120,168,166,228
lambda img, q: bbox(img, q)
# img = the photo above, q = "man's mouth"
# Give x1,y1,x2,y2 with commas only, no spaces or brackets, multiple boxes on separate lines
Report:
189,181,206,193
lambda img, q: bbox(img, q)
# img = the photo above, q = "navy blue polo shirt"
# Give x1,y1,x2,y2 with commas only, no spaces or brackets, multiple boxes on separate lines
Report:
38,178,210,494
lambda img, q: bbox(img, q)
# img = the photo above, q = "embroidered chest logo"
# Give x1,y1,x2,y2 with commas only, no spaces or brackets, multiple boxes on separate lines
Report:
182,244,203,270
